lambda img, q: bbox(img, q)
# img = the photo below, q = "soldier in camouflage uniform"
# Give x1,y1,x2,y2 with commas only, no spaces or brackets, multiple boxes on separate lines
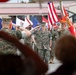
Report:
50,27,60,63
33,23,52,63
58,23,71,37
0,17,31,55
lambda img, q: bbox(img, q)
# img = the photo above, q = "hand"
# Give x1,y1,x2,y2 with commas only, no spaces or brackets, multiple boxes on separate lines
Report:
49,47,51,51
35,26,40,29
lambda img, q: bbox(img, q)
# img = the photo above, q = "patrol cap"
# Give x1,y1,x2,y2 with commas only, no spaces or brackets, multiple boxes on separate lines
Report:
2,17,11,25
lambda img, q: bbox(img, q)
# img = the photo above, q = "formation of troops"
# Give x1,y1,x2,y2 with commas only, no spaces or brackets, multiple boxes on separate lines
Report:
0,16,73,64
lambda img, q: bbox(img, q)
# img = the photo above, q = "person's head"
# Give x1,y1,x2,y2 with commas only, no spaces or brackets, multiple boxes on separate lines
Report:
0,54,25,75
0,54,36,75
54,35,76,63
26,25,32,30
41,23,46,30
2,17,11,29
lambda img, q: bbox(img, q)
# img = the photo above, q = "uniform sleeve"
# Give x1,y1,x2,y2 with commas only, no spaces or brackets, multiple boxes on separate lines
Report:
15,30,22,39
32,29,37,35
21,31,26,39
49,32,52,40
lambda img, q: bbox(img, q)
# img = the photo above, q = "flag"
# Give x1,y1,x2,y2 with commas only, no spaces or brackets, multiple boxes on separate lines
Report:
25,17,33,26
42,16,48,23
12,19,16,30
0,18,2,29
60,2,76,37
59,2,68,23
31,17,40,27
48,2,59,30
42,16,49,28
69,25,76,36
16,17,29,28
53,23,58,29
67,18,76,36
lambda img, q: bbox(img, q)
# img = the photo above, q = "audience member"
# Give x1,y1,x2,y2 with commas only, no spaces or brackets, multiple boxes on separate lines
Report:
0,17,31,55
49,35,76,75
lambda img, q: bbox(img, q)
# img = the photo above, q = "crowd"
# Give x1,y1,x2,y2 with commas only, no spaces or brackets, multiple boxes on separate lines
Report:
0,16,76,75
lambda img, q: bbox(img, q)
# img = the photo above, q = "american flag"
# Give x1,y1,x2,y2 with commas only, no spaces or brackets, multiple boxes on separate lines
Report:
48,2,59,30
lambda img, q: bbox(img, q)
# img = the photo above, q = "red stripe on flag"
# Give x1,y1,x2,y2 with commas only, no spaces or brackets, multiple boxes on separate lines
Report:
48,13,52,30
48,14,52,26
26,18,31,25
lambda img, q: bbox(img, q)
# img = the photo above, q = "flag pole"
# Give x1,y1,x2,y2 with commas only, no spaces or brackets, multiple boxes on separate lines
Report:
59,0,63,29
59,0,63,16
59,0,64,29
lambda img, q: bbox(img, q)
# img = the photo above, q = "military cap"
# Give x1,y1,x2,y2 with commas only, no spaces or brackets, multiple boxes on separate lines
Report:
2,17,11,25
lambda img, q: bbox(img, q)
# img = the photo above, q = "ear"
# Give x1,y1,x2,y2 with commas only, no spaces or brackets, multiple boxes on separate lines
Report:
9,22,12,30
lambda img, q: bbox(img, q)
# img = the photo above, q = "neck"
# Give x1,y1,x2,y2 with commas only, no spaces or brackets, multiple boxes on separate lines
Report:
2,26,9,29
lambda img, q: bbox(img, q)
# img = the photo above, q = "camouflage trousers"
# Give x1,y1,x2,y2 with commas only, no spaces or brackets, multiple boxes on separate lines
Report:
51,41,56,60
37,49,51,63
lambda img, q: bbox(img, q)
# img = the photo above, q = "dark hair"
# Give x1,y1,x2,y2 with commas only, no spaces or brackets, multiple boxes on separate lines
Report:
0,54,25,75
54,35,76,63
0,54,36,75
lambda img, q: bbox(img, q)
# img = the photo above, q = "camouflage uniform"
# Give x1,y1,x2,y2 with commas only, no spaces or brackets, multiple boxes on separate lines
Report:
0,17,26,54
24,35,32,48
62,29,70,36
0,28,22,55
33,28,52,63
51,29,59,61
60,27,71,37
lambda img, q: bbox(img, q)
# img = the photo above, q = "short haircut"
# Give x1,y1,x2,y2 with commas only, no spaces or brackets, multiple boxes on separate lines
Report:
2,17,11,25
54,35,76,63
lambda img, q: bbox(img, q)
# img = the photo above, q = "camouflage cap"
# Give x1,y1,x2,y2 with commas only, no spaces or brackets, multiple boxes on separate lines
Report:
2,17,11,25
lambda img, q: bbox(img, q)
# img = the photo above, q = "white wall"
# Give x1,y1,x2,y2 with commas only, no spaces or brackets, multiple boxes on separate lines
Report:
69,6,76,21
